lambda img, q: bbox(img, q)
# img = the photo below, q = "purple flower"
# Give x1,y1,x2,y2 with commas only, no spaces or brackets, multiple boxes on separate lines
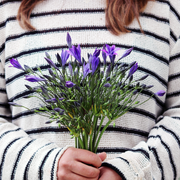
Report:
104,83,111,87
119,47,133,60
106,77,110,81
155,90,165,96
8,102,23,107
146,85,154,89
45,57,58,70
128,62,138,77
66,32,72,48
41,86,47,94
59,98,65,101
48,68,55,77
102,44,121,63
106,64,111,77
25,75,46,82
133,90,138,95
45,120,52,124
136,74,149,81
69,63,73,76
61,49,70,67
91,55,99,75
93,48,101,57
59,111,64,115
46,98,57,103
45,52,51,59
102,45,107,65
54,108,62,112
9,58,24,70
83,62,92,78
46,97,64,103
65,81,75,88
68,45,82,64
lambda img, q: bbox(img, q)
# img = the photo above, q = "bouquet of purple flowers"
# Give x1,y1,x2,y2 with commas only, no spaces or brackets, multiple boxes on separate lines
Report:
9,33,165,153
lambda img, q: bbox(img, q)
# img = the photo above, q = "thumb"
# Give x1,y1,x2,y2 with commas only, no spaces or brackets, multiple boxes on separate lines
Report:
97,152,107,162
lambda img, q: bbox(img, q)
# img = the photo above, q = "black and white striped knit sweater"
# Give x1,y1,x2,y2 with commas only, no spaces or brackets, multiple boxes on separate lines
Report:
1,0,180,179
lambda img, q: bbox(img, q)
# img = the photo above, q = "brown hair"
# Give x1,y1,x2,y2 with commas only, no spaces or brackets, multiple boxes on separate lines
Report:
17,0,153,35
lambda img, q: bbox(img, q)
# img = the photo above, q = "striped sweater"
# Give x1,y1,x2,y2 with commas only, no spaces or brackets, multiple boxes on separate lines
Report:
0,0,180,179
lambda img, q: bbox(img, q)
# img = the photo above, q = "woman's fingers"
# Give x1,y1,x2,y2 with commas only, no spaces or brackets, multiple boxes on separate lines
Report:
70,161,100,178
97,152,107,162
58,169,99,180
57,147,106,180
71,148,103,168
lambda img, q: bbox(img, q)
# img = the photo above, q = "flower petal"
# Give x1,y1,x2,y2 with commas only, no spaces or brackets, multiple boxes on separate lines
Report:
66,32,72,48
155,90,166,96
61,49,70,66
65,81,75,88
45,57,59,70
25,75,46,82
119,47,133,60
104,83,111,87
9,58,24,70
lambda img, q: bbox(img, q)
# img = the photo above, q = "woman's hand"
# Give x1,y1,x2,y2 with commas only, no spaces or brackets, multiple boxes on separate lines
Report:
98,166,122,180
57,147,106,180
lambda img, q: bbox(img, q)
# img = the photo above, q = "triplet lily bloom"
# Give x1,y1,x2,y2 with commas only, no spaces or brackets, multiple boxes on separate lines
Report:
46,98,57,103
46,98,64,103
106,77,110,81
146,85,154,89
102,44,121,63
45,57,59,70
65,81,75,88
48,68,55,78
106,64,111,77
136,74,149,81
155,90,166,96
68,45,82,64
9,58,24,70
119,47,134,60
128,62,138,77
61,49,70,67
102,45,107,65
104,83,111,87
91,55,99,75
41,86,47,94
83,63,92,78
93,48,101,57
69,63,73,76
66,32,72,48
25,75,46,82
54,108,61,112
8,102,23,107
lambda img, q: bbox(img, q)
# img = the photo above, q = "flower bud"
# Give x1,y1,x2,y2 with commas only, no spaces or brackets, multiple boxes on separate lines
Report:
65,81,75,88
104,83,111,87
106,77,110,81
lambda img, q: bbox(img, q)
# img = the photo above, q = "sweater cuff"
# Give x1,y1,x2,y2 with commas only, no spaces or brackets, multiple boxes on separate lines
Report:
42,145,72,180
102,142,152,180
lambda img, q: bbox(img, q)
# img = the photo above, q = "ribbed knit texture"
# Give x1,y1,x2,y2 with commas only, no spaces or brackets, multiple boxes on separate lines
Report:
0,0,180,179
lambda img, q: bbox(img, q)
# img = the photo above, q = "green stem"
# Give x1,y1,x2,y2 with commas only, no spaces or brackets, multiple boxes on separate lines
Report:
83,131,88,150
89,131,93,152
94,120,112,153
77,136,84,149
93,116,105,152
92,115,99,150
75,137,78,148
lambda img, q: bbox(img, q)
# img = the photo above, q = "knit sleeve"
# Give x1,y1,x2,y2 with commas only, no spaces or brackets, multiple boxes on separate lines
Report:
0,2,68,180
102,1,180,179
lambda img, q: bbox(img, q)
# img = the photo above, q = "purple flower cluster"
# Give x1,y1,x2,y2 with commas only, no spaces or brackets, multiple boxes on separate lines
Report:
8,32,167,153
9,32,166,132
